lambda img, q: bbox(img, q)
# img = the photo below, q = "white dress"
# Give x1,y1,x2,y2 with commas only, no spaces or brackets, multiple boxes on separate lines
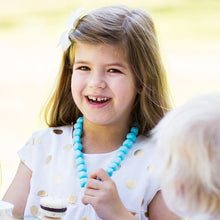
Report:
18,125,160,220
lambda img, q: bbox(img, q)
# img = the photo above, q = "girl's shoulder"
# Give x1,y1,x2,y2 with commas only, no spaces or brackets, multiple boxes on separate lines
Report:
32,125,73,136
20,125,73,157
18,125,73,171
129,134,160,166
29,125,73,143
134,134,156,151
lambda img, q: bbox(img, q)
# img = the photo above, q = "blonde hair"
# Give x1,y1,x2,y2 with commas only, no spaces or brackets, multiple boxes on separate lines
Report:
152,93,220,218
44,5,171,135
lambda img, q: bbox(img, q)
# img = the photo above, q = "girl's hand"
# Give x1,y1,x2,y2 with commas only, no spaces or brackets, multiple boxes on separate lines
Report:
81,168,135,220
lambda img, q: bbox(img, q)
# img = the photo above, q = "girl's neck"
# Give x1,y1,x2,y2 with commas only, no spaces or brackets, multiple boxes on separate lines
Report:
81,119,130,154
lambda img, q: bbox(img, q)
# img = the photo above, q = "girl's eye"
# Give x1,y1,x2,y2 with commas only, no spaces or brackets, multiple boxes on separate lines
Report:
78,66,90,71
108,68,122,73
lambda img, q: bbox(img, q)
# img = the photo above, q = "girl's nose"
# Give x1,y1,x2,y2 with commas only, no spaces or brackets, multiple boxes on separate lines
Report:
88,72,106,89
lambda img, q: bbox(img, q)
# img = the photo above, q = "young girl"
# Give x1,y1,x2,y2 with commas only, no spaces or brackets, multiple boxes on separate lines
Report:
153,93,220,220
3,5,180,220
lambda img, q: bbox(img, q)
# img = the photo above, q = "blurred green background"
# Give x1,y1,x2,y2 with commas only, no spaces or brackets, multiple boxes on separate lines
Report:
0,0,220,197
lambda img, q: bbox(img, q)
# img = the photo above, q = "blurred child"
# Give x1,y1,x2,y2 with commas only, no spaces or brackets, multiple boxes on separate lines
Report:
153,93,220,220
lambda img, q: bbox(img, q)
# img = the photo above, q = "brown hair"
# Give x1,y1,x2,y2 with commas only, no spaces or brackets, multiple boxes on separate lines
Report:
44,5,172,135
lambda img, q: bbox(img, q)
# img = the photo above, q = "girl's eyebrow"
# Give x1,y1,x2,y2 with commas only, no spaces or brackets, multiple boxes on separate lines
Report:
106,63,127,69
74,60,128,69
74,60,89,64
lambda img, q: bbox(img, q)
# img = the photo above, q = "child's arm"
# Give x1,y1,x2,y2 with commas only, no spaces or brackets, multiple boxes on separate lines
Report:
148,191,181,220
82,168,136,220
3,161,31,218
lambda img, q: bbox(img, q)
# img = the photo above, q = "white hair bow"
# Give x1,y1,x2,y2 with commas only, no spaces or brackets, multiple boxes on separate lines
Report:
58,8,86,51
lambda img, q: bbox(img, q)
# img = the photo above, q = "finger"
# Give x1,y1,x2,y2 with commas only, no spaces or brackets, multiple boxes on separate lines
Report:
89,168,110,182
81,194,93,205
84,188,97,197
86,178,103,190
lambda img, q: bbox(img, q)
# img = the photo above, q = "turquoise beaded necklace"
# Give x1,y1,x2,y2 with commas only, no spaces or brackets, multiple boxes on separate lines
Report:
72,117,139,187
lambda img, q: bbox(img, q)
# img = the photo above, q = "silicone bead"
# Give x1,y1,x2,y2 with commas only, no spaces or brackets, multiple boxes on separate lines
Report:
73,143,82,151
117,151,125,160
130,127,138,136
106,167,114,177
122,139,133,148
77,117,84,123
75,157,85,166
77,164,87,172
112,157,122,166
119,146,129,154
132,121,138,127
126,133,136,142
74,150,83,159
80,178,88,187
74,123,82,129
73,128,82,136
73,135,81,144
108,162,118,171
78,171,88,179
111,162,120,170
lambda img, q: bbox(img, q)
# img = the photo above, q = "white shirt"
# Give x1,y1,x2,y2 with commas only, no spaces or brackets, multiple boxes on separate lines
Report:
18,126,160,220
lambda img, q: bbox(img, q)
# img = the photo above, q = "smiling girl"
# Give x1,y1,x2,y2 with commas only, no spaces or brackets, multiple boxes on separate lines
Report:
3,5,180,220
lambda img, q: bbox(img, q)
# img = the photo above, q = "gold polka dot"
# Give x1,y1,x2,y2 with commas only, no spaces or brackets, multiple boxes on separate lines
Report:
45,155,52,164
30,205,38,216
33,137,41,145
63,144,72,152
67,194,77,204
141,199,145,206
53,129,63,134
145,212,149,217
54,175,63,184
147,165,156,173
37,190,48,197
117,165,121,170
81,218,89,220
126,180,136,189
134,149,145,157
130,212,136,216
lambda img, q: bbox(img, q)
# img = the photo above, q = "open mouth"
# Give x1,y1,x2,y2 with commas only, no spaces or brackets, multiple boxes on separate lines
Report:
87,96,110,104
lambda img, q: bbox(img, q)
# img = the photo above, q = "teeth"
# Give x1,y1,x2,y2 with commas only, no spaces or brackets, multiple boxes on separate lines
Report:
88,96,109,102
90,97,97,101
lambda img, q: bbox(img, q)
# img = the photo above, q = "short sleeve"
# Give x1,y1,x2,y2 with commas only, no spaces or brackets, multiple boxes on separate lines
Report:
17,134,40,171
144,165,161,205
143,142,162,205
